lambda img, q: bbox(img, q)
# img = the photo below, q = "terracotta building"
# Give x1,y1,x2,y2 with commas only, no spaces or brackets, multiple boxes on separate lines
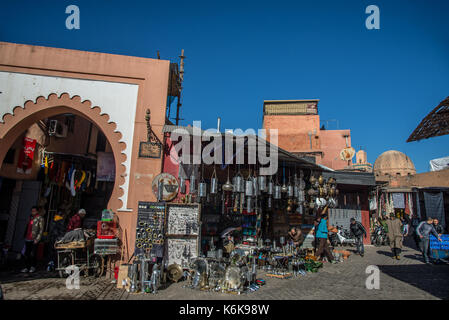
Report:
0,41,182,256
262,99,356,170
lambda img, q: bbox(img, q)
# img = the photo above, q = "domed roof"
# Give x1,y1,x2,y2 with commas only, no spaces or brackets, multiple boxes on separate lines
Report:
374,150,416,176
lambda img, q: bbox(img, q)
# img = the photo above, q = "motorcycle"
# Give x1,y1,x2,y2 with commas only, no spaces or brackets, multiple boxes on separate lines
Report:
371,225,389,247
329,225,356,247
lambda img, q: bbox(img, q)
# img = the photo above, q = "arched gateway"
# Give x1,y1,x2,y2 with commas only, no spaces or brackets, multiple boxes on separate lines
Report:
0,93,127,212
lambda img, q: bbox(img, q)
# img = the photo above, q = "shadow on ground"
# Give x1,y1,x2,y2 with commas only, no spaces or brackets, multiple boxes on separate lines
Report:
377,263,449,300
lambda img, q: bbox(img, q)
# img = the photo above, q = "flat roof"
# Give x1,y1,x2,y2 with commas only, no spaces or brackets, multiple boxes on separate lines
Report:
263,99,320,103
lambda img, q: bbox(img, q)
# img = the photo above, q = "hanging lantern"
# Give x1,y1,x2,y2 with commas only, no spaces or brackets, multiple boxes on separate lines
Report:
190,172,197,194
287,184,294,198
179,176,187,194
258,175,266,192
234,172,244,193
245,179,254,197
267,196,272,209
267,178,274,195
252,176,260,196
199,181,207,198
318,175,325,186
222,167,233,192
274,184,281,199
281,182,288,193
210,168,218,194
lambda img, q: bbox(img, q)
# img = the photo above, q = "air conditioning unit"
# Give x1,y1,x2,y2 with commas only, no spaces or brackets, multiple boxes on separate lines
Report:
48,119,68,138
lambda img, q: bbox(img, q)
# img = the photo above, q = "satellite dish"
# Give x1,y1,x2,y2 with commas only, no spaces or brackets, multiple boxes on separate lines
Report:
340,147,356,161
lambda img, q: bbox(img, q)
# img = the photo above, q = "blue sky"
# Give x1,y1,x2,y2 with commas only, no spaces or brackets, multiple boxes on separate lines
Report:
1,0,448,173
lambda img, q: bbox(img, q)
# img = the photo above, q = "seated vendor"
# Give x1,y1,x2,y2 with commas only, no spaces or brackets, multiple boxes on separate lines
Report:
66,208,86,232
221,226,242,255
288,226,305,248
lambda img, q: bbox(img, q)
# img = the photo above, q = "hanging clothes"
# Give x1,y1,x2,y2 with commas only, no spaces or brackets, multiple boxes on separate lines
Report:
404,193,411,215
424,192,445,229
392,193,405,209
408,193,414,218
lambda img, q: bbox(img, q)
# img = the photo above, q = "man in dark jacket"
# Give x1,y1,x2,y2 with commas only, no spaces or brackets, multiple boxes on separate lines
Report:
433,219,444,235
350,218,367,257
47,210,66,271
417,217,442,264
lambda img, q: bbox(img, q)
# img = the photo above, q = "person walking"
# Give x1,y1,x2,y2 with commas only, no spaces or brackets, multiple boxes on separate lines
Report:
386,213,403,260
417,217,442,264
21,206,44,273
349,218,367,257
402,214,411,237
314,206,336,264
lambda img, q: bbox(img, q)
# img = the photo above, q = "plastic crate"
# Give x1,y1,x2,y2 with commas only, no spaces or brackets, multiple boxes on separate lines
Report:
430,235,449,250
97,221,117,239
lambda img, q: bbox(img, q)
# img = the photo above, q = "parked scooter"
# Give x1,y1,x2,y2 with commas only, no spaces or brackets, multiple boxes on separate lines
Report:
329,225,356,247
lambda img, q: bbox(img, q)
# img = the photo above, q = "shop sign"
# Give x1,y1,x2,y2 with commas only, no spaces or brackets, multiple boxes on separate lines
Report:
139,141,161,159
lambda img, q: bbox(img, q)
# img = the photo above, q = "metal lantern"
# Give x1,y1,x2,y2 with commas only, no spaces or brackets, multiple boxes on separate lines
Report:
294,185,299,198
234,173,244,193
190,173,197,194
274,184,281,199
199,181,207,198
318,175,325,186
267,196,272,209
179,176,187,194
245,179,254,197
210,168,218,194
267,179,274,195
281,182,288,193
223,180,233,192
253,176,260,196
222,167,233,192
258,175,266,192
287,184,294,198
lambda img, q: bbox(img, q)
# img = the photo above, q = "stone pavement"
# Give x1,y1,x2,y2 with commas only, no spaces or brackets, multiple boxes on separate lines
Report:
1,241,448,300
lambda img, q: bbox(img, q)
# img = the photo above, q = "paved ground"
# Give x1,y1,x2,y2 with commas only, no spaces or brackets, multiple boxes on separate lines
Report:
1,240,448,300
